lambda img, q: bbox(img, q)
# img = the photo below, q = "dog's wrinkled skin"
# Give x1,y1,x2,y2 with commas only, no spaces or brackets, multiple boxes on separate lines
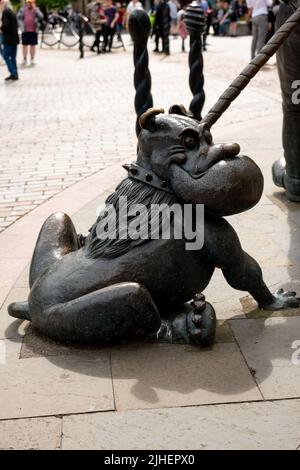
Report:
8,108,300,346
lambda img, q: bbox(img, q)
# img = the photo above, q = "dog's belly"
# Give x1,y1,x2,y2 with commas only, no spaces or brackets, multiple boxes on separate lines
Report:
30,238,214,311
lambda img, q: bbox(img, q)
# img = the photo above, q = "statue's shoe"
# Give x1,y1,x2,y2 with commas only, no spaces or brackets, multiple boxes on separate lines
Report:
272,158,300,202
272,158,286,188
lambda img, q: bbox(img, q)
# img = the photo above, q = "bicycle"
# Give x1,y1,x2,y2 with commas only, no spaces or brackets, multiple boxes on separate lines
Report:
41,14,80,48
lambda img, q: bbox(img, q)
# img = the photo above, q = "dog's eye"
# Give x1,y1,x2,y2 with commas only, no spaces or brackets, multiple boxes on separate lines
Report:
183,135,198,150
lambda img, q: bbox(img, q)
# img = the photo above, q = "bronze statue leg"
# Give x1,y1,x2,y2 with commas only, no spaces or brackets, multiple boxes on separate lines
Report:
31,282,161,344
29,212,79,288
272,3,300,200
222,250,300,310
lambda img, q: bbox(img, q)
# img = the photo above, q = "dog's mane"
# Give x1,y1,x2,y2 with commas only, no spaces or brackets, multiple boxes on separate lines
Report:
84,177,178,259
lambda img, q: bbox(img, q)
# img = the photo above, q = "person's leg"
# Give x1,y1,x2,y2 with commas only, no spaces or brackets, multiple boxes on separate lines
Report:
203,30,207,49
3,44,13,77
230,21,237,36
251,17,259,59
256,14,268,53
11,45,18,78
91,28,98,51
223,19,230,36
30,45,36,63
272,4,300,200
102,25,109,51
163,28,170,55
22,44,28,64
91,29,101,53
154,31,159,51
219,21,224,35
108,27,115,51
0,34,4,60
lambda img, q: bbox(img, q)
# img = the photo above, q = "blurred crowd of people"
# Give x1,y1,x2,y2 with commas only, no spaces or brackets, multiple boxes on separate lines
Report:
0,0,282,81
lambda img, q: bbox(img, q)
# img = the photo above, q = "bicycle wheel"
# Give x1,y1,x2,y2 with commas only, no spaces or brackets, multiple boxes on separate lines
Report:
60,21,79,48
42,22,60,47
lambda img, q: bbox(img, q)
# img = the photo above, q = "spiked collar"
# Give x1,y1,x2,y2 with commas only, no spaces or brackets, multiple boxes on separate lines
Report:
122,163,174,194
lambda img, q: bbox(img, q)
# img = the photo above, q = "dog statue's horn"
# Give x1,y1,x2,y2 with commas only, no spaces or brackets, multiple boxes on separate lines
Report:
139,108,164,132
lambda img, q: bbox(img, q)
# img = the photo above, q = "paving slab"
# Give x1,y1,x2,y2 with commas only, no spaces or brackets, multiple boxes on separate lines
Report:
0,340,114,419
240,295,300,319
0,416,61,450
230,317,300,399
204,269,245,320
62,399,300,450
15,264,30,288
111,343,262,411
20,330,110,359
20,320,234,360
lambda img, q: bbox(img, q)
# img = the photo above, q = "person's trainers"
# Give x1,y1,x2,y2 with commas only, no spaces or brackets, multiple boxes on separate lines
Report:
30,60,36,66
11,75,19,81
21,59,27,66
4,75,12,81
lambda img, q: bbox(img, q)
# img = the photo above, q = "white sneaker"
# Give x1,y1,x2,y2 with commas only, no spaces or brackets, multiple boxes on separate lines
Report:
21,59,27,67
30,60,36,66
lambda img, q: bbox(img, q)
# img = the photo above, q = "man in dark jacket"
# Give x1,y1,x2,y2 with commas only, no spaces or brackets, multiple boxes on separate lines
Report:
0,0,19,81
154,0,170,55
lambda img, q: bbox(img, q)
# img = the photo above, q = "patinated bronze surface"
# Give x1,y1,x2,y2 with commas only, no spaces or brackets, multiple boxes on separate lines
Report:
8,7,300,347
272,0,300,201
8,108,300,346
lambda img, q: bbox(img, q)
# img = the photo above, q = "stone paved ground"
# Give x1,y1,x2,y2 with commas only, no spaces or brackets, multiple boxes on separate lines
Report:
1,34,300,450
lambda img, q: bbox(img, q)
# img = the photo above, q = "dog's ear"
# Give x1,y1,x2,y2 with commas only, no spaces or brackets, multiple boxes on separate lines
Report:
169,104,192,117
139,108,164,132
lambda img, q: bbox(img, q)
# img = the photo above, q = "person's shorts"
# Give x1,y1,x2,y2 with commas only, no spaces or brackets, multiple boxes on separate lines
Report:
22,32,38,46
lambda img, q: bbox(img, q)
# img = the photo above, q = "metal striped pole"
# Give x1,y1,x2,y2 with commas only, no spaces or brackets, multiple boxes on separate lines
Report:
128,10,153,137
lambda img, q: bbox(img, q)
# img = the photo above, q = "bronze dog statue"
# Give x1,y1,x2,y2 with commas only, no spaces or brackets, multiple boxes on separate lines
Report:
8,107,300,346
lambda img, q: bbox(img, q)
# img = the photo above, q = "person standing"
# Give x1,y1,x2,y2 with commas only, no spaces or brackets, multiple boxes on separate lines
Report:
17,0,43,66
153,0,170,54
0,0,19,81
168,0,180,37
247,0,272,58
177,6,188,51
102,0,119,52
124,0,143,30
89,1,107,54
